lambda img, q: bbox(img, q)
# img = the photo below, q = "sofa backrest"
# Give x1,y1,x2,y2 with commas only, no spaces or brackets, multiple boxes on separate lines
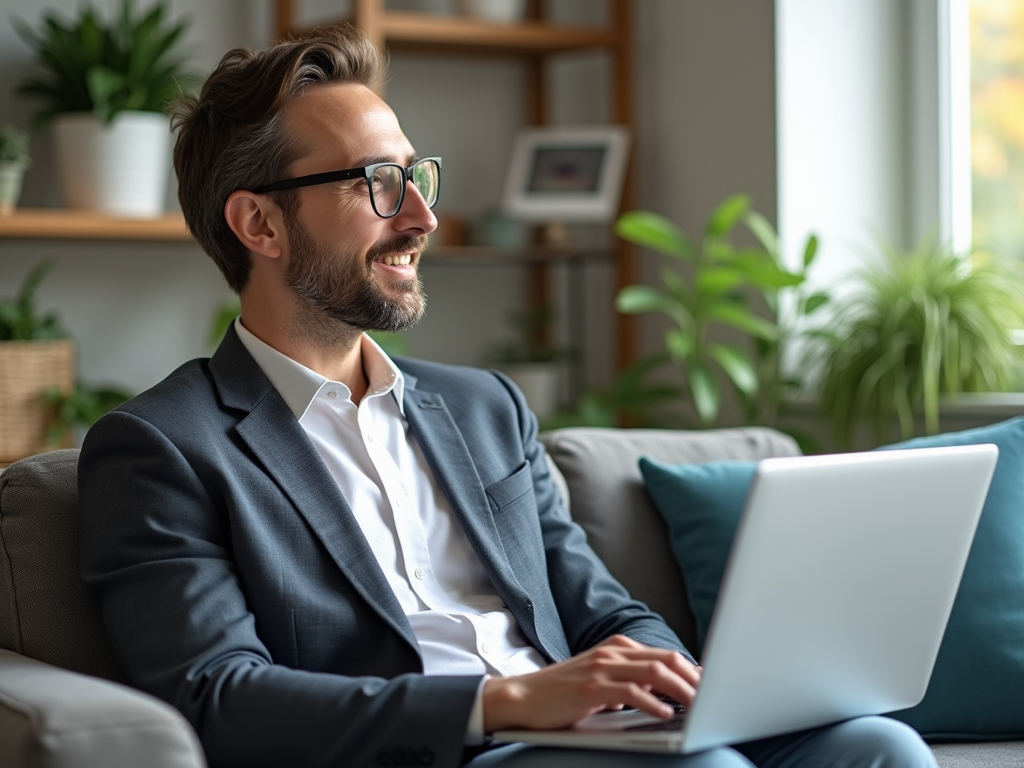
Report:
0,449,125,682
539,426,801,653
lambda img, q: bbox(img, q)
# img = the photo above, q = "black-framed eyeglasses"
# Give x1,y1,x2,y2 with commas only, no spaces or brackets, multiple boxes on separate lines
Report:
252,157,442,218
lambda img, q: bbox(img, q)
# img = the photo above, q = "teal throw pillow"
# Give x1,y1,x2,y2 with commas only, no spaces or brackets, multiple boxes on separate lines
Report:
639,416,1024,741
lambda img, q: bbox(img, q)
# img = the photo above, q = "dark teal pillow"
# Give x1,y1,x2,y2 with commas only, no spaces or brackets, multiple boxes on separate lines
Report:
639,416,1024,741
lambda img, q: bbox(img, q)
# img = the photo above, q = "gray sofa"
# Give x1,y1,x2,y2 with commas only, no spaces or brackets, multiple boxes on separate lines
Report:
0,428,1020,767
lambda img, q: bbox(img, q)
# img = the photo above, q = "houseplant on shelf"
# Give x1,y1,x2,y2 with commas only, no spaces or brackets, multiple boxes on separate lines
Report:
14,0,194,217
485,306,568,421
814,236,1024,448
0,125,32,216
0,262,74,462
614,195,805,427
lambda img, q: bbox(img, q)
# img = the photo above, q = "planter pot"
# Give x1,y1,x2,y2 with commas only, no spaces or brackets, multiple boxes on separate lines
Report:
498,362,561,420
0,162,28,216
0,340,74,463
52,112,170,217
456,0,527,23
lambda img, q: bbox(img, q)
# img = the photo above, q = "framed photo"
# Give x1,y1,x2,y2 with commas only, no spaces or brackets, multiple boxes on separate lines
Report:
502,126,630,222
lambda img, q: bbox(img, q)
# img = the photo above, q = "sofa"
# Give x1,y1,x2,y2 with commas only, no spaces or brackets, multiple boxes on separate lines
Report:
0,427,1020,767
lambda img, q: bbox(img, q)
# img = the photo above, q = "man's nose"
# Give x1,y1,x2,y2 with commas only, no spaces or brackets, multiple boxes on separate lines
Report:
392,180,437,234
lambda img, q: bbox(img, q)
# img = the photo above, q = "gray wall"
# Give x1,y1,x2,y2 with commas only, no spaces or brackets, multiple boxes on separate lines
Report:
0,0,779,416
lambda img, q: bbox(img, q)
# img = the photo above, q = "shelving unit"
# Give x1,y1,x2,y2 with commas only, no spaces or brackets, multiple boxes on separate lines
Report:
0,210,191,241
274,0,637,370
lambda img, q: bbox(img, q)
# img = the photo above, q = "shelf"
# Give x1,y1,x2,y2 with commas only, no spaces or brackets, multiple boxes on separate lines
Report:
380,13,618,55
0,210,192,241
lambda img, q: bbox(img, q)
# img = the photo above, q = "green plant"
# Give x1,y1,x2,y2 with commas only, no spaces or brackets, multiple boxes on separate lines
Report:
541,356,684,430
0,261,67,341
614,195,804,425
485,306,567,365
743,212,829,425
42,382,132,444
0,125,31,165
815,236,1024,447
14,0,194,126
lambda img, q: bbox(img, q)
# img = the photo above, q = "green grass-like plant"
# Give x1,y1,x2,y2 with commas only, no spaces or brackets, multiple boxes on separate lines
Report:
0,125,31,165
0,262,67,341
14,0,194,126
815,237,1024,447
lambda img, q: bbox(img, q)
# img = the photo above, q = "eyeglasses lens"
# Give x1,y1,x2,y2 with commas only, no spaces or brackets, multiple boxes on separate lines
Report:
370,160,440,217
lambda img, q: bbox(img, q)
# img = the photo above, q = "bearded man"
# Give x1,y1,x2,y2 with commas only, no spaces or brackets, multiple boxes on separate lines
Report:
78,26,937,768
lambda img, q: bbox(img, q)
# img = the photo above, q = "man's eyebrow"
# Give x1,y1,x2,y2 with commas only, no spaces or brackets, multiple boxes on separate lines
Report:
352,153,420,168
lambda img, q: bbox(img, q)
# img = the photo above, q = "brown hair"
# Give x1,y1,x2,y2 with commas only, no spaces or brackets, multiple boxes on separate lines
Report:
171,26,385,293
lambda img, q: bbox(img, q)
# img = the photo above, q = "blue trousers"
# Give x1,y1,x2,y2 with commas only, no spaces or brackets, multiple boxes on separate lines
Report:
466,716,936,768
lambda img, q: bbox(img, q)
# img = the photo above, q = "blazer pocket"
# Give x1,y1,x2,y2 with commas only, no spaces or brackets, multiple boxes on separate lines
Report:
485,461,534,512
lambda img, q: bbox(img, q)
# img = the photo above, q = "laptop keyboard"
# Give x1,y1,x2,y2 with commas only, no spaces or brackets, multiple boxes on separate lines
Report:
626,701,688,732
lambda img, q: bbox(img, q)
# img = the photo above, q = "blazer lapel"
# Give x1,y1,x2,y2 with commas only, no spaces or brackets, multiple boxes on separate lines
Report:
209,327,418,653
402,384,528,607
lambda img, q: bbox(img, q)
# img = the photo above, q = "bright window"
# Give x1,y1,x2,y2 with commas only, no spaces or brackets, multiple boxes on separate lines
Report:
970,0,1024,258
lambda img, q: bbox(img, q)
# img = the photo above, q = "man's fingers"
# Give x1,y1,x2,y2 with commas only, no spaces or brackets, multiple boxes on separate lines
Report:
587,659,698,710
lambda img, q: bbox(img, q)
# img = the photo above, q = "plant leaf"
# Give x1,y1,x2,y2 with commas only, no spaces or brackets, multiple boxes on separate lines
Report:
687,360,720,424
710,343,758,397
744,210,779,261
616,211,692,258
803,234,820,267
705,194,750,239
707,303,779,341
616,285,688,328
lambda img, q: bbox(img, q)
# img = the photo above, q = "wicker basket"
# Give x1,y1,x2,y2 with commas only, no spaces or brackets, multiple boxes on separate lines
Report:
0,340,75,463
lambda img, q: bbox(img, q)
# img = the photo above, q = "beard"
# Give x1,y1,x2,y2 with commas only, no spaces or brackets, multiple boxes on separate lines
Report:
284,216,427,333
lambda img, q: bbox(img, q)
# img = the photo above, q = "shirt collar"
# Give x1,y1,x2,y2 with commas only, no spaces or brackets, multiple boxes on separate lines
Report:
233,317,406,420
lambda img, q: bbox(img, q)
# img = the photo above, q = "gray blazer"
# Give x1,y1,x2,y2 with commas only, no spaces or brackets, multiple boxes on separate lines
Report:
78,326,685,768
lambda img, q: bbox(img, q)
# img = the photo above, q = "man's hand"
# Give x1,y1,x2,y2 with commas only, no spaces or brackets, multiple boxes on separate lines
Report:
482,635,701,732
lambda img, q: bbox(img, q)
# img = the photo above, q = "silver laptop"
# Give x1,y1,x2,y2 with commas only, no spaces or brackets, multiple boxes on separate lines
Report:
494,444,998,754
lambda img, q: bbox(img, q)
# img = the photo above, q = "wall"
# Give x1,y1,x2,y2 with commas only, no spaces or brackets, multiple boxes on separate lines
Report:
0,0,780,415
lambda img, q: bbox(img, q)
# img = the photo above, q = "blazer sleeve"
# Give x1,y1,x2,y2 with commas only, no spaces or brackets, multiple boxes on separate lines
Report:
78,409,479,768
490,371,696,664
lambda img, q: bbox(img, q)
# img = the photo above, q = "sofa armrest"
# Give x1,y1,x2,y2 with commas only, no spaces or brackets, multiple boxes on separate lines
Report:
0,649,206,768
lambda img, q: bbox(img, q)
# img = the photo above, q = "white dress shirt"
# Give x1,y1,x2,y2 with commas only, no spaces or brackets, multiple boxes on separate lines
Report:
235,319,547,742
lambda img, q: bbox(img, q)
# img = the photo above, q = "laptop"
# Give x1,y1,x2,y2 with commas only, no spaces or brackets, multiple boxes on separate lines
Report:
494,444,998,754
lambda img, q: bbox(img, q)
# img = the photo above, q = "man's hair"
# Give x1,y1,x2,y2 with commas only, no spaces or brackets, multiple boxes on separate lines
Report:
171,26,385,293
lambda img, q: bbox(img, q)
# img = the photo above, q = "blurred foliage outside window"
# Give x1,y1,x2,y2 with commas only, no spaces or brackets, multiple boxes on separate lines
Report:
970,0,1024,258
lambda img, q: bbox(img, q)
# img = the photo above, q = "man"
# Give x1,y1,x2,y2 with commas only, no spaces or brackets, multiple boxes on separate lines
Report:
78,26,936,768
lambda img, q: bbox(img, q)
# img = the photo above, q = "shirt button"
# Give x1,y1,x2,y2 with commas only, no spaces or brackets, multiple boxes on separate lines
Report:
414,567,425,580
481,643,491,654
366,434,374,443
326,390,337,398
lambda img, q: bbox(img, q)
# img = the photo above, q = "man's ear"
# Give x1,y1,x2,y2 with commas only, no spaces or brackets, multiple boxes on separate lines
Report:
224,191,286,259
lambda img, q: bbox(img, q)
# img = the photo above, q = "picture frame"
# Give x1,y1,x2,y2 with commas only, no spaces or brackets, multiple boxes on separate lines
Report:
502,126,631,222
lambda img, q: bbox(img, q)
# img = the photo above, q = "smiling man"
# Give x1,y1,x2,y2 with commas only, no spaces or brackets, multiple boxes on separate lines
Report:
77,27,936,768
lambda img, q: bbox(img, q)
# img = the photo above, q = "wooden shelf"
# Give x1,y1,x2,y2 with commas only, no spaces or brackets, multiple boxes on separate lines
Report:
0,210,191,241
378,13,617,55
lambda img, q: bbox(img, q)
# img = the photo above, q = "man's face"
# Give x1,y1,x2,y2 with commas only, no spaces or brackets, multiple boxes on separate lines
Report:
278,83,436,332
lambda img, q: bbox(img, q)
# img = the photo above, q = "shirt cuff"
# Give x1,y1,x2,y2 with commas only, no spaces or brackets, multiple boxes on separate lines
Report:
464,675,490,745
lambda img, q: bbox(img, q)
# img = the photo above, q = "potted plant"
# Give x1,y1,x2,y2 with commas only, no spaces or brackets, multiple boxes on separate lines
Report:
614,195,806,426
0,262,74,462
14,1,194,217
0,125,32,215
485,306,568,420
813,237,1024,447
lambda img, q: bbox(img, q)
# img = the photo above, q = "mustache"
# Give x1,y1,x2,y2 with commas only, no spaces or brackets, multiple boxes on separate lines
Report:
366,235,428,262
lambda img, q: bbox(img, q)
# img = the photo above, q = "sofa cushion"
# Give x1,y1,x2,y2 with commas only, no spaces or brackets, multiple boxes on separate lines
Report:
931,741,1024,768
0,449,124,682
0,648,205,768
638,417,1024,742
539,427,800,653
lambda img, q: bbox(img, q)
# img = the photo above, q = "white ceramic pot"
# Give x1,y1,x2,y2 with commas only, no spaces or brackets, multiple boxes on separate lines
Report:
52,111,170,217
498,362,561,420
456,0,527,24
0,162,28,216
